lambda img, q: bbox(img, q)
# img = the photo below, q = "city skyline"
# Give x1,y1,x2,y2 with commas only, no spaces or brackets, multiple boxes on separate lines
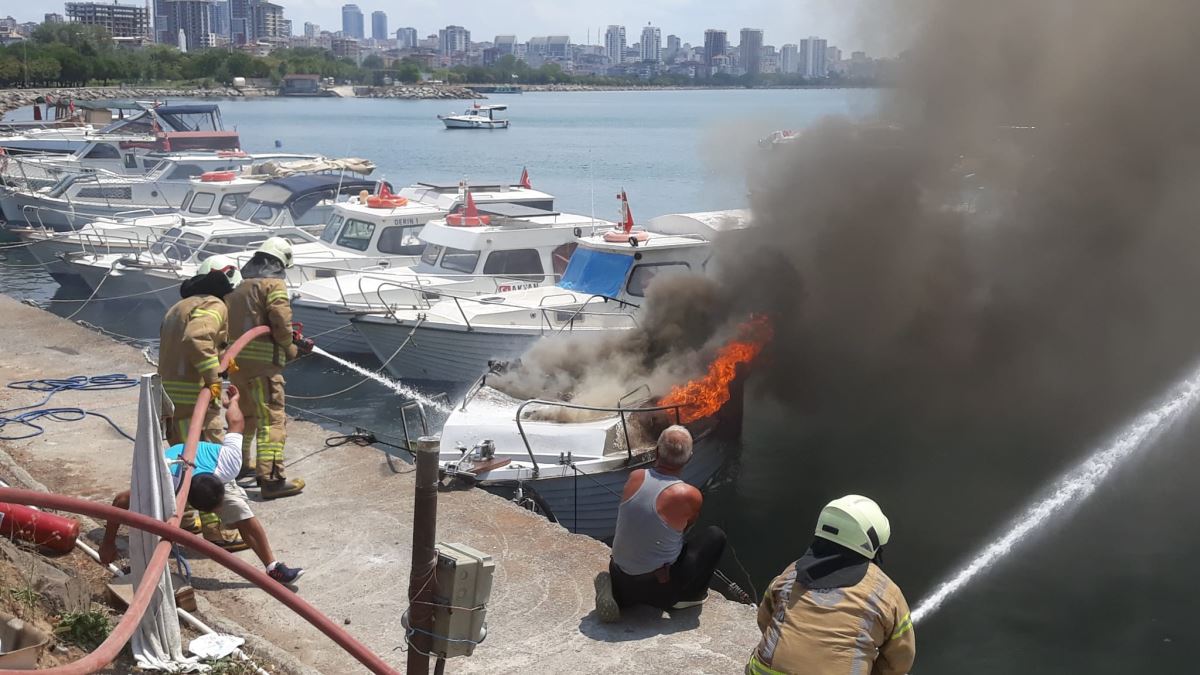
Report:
4,0,888,53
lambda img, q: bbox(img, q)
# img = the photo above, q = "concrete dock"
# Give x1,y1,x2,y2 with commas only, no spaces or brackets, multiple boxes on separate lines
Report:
0,295,760,673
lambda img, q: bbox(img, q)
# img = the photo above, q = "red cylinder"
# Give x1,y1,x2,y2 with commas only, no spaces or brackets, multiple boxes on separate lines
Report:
0,503,80,554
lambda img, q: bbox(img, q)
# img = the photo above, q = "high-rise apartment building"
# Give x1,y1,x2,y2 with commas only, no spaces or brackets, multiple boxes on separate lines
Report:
740,28,763,76
604,25,626,64
44,13,65,24
255,2,284,41
395,26,418,48
65,2,150,39
703,29,727,74
303,21,318,38
639,25,661,63
780,43,798,74
370,10,387,40
439,25,470,55
665,34,681,60
164,0,215,50
210,0,229,38
799,36,827,77
341,4,364,40
493,35,517,56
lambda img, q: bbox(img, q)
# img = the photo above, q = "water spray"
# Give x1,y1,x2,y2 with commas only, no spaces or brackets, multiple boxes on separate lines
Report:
310,346,450,413
911,361,1200,624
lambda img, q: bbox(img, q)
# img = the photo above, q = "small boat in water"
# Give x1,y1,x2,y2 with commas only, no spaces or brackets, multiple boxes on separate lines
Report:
438,104,510,129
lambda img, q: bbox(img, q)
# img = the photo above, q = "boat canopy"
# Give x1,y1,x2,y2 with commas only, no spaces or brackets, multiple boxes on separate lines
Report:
247,175,380,206
558,248,634,298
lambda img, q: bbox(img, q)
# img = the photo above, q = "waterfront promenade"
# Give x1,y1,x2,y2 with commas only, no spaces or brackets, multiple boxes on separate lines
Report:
0,294,759,673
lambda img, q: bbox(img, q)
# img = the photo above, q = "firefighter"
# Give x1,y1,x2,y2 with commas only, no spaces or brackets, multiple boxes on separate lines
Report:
158,254,245,550
226,237,309,500
747,495,916,675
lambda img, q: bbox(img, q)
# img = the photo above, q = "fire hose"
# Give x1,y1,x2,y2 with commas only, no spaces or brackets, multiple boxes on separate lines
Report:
0,325,399,675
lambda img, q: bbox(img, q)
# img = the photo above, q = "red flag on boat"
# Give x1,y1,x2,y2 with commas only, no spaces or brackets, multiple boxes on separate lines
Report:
68,99,75,114
379,182,395,198
618,190,634,233
519,167,531,189
464,189,479,218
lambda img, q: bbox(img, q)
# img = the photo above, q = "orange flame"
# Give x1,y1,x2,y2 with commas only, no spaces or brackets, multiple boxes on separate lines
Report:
659,316,773,424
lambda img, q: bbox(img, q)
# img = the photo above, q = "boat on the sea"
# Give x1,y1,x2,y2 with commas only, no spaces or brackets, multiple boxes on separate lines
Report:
758,129,800,149
438,104,510,129
437,364,747,540
291,194,607,355
0,103,232,157
350,199,752,383
0,152,320,230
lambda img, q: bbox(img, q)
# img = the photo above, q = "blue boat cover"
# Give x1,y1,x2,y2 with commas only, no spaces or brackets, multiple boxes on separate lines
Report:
558,248,634,298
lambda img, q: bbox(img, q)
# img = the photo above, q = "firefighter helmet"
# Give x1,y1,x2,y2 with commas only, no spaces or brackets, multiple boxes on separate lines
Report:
814,495,891,559
197,254,242,289
257,236,294,268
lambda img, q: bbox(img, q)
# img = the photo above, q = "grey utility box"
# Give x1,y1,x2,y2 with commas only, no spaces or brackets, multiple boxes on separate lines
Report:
432,542,494,657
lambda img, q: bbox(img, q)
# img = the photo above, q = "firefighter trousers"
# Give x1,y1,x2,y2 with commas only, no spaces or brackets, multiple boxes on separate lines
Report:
232,371,289,483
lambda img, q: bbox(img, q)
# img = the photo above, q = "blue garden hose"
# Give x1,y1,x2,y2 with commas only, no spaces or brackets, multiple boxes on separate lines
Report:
0,374,138,441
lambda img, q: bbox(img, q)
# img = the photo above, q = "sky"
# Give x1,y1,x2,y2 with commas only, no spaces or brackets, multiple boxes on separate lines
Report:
22,0,895,55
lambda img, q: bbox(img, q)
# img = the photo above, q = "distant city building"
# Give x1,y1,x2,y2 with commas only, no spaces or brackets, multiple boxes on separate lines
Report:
493,34,517,56
370,10,387,41
210,0,229,38
826,45,842,72
255,2,285,42
526,35,569,59
639,25,661,63
604,24,625,64
702,29,727,75
65,2,150,39
438,24,469,55
395,26,417,48
341,4,363,40
331,36,360,60
44,13,65,24
740,28,763,76
665,34,681,61
280,17,291,37
799,36,827,77
780,43,798,74
229,0,249,44
303,21,318,38
164,0,216,50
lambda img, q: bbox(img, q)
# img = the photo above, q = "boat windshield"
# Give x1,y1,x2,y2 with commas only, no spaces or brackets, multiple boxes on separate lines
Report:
149,227,204,262
439,247,480,274
234,199,282,226
558,248,635,298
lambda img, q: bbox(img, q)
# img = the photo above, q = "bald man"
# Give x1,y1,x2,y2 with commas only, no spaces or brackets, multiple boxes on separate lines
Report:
593,425,727,622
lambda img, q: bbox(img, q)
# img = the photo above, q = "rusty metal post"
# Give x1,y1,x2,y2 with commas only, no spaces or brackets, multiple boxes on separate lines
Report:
406,436,440,675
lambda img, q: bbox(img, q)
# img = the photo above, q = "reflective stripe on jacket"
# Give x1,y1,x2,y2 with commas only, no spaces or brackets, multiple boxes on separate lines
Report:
748,562,916,675
159,295,227,404
226,277,297,367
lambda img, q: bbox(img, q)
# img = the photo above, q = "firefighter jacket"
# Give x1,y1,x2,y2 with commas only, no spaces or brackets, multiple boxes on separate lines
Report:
748,561,915,675
226,276,298,369
159,295,227,406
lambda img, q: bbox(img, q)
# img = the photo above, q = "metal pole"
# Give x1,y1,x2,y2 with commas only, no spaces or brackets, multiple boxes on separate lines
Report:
407,436,440,675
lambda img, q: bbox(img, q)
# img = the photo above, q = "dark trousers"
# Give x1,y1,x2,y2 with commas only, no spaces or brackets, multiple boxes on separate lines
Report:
610,525,727,610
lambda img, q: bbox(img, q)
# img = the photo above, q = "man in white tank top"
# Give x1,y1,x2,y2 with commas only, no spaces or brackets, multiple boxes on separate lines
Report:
594,425,727,622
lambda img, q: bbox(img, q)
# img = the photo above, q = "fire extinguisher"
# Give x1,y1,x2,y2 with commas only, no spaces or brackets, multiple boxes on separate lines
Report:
0,502,80,554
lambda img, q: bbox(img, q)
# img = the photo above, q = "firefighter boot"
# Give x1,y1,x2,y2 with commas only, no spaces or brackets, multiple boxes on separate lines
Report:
260,477,306,500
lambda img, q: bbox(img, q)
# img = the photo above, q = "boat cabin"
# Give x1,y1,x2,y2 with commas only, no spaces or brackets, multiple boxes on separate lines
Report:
231,174,381,233
397,180,554,212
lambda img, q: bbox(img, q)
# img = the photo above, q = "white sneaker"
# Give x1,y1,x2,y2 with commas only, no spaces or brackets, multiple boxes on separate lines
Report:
671,593,709,610
594,572,620,623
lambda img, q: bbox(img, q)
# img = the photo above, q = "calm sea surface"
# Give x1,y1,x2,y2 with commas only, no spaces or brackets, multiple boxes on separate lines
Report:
2,89,1186,674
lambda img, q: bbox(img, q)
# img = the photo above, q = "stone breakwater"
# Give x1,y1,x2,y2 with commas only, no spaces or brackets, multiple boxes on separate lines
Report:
0,86,245,115
358,85,483,100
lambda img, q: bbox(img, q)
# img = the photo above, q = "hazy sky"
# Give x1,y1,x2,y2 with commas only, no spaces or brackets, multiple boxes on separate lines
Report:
22,0,893,54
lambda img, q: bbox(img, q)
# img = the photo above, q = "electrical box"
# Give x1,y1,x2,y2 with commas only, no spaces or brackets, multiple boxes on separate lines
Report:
431,542,493,658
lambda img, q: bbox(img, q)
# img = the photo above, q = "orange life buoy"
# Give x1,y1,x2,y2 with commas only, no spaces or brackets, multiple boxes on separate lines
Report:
603,228,650,243
366,196,409,208
200,171,238,182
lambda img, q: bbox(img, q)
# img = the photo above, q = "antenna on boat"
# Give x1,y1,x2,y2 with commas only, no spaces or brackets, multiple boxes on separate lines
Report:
588,146,596,227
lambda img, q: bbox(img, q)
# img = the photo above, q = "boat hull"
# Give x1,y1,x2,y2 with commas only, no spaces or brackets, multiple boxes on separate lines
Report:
352,317,541,382
290,300,373,355
3,193,174,230
440,117,510,129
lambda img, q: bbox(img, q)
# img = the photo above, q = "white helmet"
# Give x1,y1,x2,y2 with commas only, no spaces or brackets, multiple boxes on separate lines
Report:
197,254,242,288
814,495,891,559
257,236,294,268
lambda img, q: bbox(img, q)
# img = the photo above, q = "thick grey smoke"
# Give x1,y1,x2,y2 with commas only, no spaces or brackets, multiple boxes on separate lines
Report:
723,0,1200,576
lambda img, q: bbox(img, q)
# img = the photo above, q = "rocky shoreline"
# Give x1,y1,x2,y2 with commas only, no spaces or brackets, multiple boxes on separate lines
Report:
0,86,245,115
358,84,483,100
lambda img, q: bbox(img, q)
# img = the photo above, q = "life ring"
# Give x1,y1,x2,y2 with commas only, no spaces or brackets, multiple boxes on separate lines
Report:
446,213,490,226
200,171,238,182
366,196,409,208
603,228,649,243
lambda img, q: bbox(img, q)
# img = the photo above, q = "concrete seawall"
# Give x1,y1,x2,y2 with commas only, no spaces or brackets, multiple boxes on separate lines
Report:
0,294,759,673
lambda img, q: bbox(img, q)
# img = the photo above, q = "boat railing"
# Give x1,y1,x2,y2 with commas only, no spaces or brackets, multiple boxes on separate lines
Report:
21,203,87,232
538,294,642,335
513,399,683,478
329,271,559,313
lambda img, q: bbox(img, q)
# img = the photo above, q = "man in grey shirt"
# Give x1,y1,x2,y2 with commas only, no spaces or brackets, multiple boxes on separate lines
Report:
594,425,726,622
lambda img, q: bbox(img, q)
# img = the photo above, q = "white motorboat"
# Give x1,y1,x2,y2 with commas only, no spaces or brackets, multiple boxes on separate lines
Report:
0,103,232,158
438,104,510,129
436,365,747,540
350,203,753,383
1,151,318,230
292,196,607,355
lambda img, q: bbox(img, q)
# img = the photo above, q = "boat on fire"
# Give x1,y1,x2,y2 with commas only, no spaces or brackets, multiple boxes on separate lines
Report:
437,352,754,540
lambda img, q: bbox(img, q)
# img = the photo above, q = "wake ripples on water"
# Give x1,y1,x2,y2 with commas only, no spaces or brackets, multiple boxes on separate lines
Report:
912,361,1200,623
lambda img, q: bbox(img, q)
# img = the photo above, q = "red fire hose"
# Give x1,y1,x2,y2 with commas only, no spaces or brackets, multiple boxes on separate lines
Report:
0,326,397,675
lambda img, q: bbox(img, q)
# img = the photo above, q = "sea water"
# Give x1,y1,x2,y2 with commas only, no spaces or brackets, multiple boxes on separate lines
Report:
310,346,450,413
